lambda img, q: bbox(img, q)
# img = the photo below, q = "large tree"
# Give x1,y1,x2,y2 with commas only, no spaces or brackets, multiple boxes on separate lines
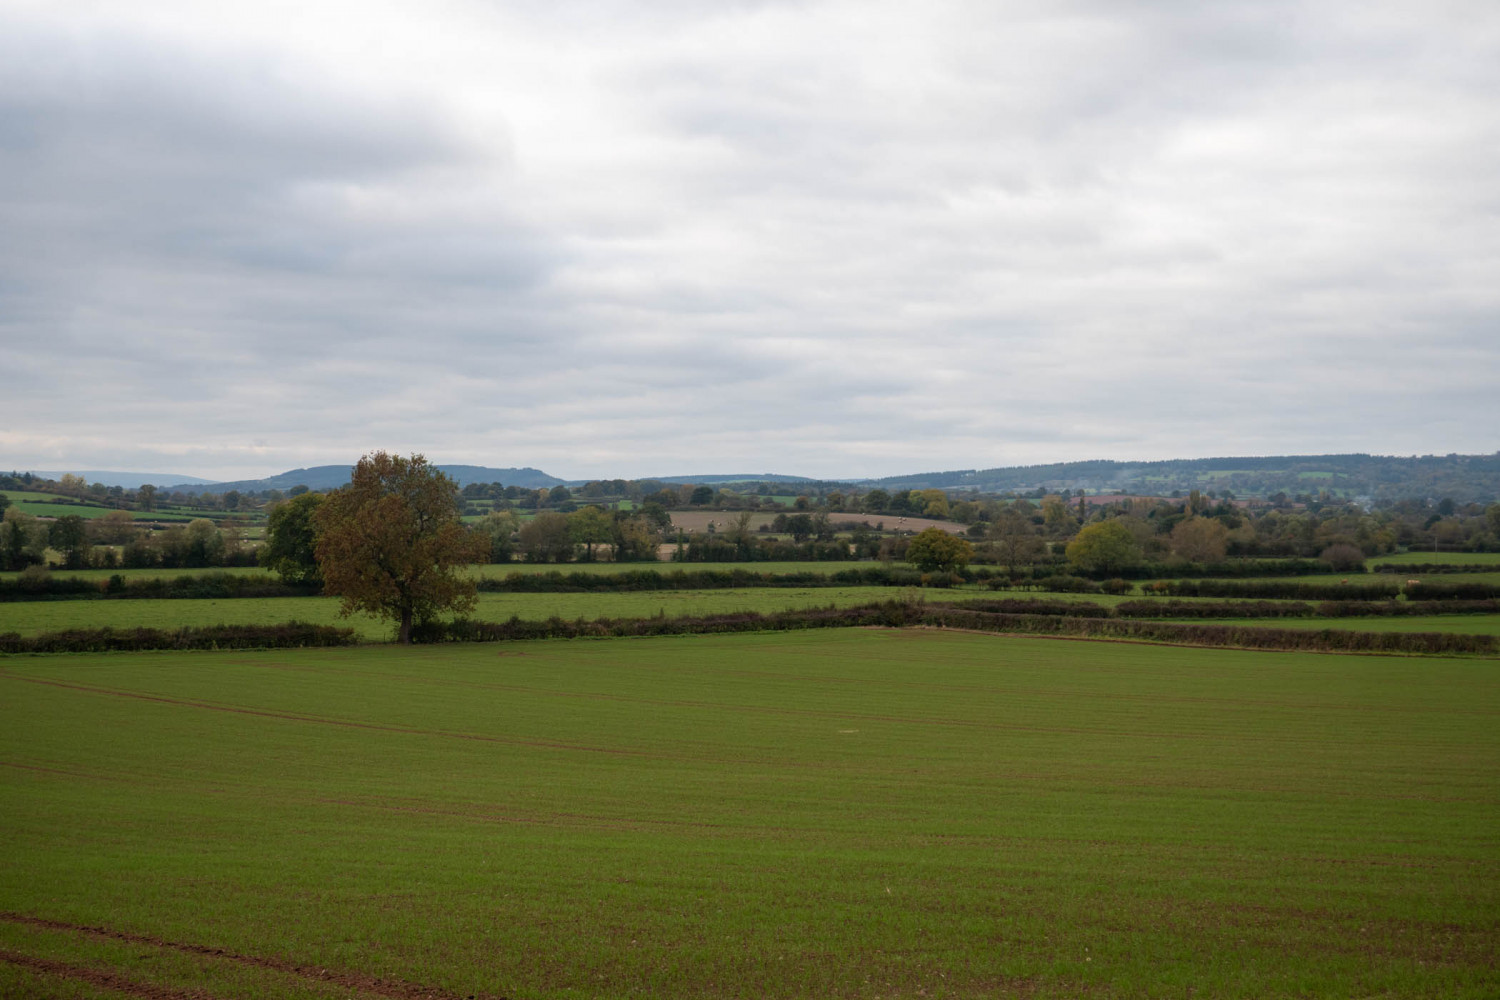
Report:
314,452,486,643
1065,520,1143,576
261,492,325,583
906,527,974,573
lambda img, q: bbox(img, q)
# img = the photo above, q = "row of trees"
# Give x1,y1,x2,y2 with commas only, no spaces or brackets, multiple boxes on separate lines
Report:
0,509,254,571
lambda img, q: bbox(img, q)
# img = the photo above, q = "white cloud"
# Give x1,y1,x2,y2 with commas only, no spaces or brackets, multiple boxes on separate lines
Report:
2,0,1496,480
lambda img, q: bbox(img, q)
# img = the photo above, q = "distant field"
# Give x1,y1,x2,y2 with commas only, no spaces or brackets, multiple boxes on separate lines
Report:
669,510,972,534
1171,614,1500,637
1372,551,1500,566
1,497,193,522
0,587,976,639
1,632,1495,998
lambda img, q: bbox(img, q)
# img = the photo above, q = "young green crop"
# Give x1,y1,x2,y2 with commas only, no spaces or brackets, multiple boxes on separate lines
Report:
2,632,1496,998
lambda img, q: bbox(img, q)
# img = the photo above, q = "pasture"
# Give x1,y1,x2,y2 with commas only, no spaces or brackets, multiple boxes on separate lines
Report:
0,587,977,640
1,631,1496,998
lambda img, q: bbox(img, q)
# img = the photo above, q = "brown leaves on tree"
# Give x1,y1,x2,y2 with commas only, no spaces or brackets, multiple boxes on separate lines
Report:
314,452,487,643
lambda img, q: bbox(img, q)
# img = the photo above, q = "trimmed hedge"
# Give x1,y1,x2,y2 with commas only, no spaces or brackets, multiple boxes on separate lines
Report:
1114,600,1316,619
1374,563,1498,574
1405,582,1500,601
918,607,1495,655
0,572,317,602
406,599,1496,655
0,622,357,654
1142,579,1401,601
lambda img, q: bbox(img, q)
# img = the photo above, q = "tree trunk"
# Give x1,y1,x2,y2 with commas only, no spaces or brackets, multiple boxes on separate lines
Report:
399,606,413,644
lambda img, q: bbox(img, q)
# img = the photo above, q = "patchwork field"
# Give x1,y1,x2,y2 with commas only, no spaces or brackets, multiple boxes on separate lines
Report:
2,631,1497,998
0,587,978,640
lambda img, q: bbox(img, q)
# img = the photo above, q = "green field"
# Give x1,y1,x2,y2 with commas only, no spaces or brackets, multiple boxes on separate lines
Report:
0,588,977,639
1173,614,1500,637
2,632,1496,998
1373,552,1500,566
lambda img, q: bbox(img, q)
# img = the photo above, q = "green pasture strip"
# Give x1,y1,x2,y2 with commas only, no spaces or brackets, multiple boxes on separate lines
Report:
1162,614,1500,637
1375,551,1500,566
0,588,976,640
1,633,1496,999
8,501,192,521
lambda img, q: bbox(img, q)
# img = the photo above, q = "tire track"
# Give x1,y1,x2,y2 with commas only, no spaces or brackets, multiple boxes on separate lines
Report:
0,914,502,1000
0,674,669,758
0,946,221,999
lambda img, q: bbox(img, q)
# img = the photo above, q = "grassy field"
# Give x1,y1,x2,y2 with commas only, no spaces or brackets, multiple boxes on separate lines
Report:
1,631,1496,998
1172,614,1500,636
1372,552,1500,566
0,588,979,639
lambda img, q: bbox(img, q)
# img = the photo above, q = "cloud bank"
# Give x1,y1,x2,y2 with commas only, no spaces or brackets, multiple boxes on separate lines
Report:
3,0,1497,480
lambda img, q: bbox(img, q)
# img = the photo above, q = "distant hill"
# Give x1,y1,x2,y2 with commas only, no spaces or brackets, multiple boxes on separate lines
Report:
858,453,1500,502
625,473,820,486
23,470,215,489
167,464,565,494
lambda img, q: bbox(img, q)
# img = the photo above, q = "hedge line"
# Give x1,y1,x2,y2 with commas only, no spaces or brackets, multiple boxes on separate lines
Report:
1142,579,1401,601
408,600,1495,655
10,601,1492,655
1114,600,1315,619
1406,582,1500,601
917,607,1495,655
0,622,357,654
0,572,316,602
1373,563,1498,575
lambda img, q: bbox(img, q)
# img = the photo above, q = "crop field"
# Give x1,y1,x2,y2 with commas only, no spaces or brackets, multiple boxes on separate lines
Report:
1373,552,1500,566
666,511,972,535
1172,614,1500,636
2,631,1496,998
0,588,978,639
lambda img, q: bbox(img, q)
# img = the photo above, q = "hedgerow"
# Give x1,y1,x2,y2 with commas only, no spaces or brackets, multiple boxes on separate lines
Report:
0,572,316,602
406,600,1495,655
1142,579,1400,600
0,622,357,654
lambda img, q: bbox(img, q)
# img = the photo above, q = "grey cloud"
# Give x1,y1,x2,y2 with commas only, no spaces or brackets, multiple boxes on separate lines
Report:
3,1,1497,480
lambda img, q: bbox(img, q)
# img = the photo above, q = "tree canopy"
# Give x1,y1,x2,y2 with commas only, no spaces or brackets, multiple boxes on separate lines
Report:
906,527,973,573
313,452,486,643
1065,520,1143,575
260,492,325,584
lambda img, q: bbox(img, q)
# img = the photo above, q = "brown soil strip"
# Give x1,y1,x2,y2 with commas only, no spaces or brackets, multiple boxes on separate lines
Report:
0,914,503,1000
0,947,220,999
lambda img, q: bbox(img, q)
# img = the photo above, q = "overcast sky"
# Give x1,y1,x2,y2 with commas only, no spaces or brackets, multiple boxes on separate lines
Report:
3,0,1497,482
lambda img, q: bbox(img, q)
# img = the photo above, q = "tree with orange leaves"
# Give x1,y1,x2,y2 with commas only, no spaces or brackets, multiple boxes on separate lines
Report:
314,452,486,643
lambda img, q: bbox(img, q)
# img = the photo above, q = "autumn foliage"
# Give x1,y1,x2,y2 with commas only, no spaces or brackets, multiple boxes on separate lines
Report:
314,452,487,643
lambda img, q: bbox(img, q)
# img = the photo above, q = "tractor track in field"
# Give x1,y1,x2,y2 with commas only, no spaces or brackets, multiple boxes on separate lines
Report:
0,946,222,999
0,913,504,1000
0,674,669,759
